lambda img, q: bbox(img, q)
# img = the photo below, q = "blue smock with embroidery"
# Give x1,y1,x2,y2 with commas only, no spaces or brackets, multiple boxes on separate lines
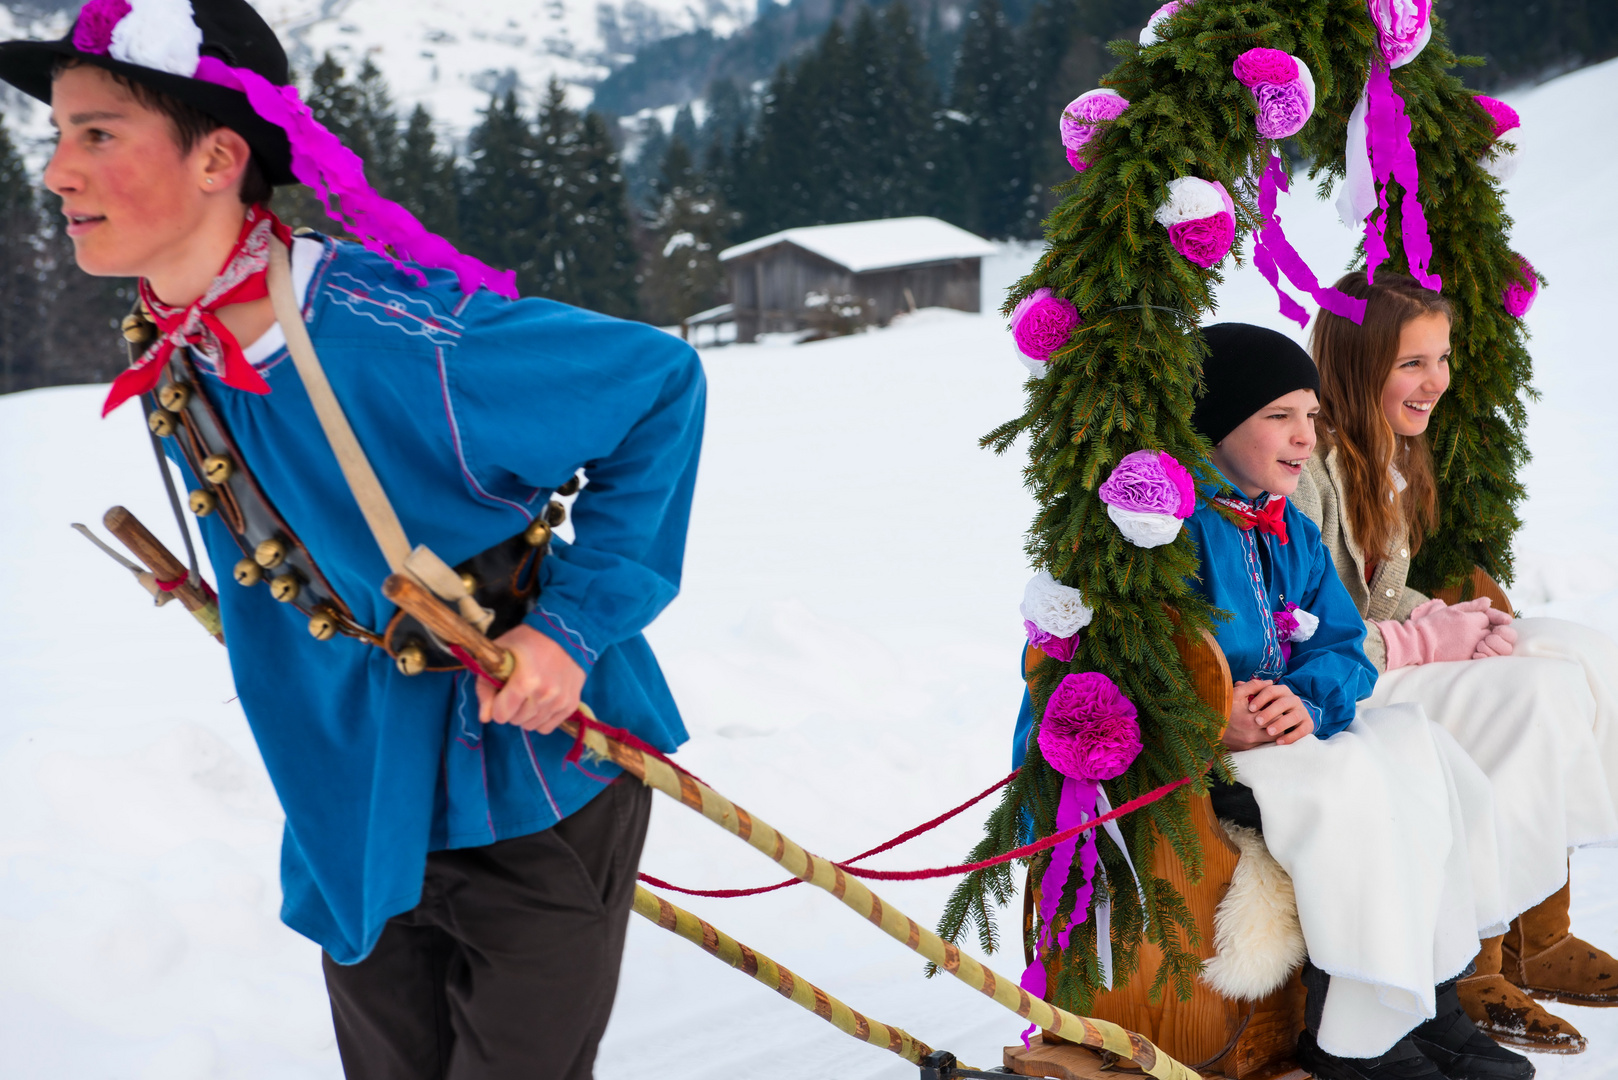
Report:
162,236,705,963
1010,466,1375,768
1181,469,1376,738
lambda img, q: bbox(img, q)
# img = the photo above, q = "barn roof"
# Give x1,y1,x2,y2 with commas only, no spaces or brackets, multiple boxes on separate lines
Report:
718,217,997,274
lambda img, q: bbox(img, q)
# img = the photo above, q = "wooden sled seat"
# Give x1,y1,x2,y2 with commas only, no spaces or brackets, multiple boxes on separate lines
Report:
1006,569,1512,1079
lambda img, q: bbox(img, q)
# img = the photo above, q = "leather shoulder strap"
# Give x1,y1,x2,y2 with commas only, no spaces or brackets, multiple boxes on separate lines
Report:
266,241,491,630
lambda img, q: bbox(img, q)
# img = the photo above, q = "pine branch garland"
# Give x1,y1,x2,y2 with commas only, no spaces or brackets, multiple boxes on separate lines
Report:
938,0,1534,1018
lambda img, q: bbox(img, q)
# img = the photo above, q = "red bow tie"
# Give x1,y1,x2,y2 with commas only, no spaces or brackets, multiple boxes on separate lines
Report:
1216,495,1289,545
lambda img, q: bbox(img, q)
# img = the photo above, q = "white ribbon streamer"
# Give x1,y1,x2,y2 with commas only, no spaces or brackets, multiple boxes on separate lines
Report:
1092,787,1149,990
1337,82,1376,228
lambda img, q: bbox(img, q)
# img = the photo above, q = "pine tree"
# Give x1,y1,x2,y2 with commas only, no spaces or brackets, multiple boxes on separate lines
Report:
392,104,461,241
0,113,42,393
940,0,1536,1015
946,0,1037,238
461,89,544,295
639,137,736,326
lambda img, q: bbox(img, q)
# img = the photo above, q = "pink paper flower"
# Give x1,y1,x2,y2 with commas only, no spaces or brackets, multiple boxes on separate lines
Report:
1159,452,1196,518
1254,81,1313,140
72,0,131,54
1060,89,1130,172
1475,95,1520,140
1025,621,1080,663
1368,0,1431,67
1011,288,1082,363
1038,672,1142,782
1502,255,1537,319
1168,214,1235,268
1099,449,1183,516
1232,48,1298,87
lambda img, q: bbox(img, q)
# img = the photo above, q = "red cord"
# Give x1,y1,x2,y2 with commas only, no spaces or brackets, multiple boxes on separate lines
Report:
639,769,1020,898
450,650,1194,889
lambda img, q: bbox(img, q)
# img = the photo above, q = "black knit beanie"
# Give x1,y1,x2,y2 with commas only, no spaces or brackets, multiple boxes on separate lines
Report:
1191,323,1320,445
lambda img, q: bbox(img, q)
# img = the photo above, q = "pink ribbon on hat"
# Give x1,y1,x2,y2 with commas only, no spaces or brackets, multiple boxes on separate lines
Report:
193,58,518,300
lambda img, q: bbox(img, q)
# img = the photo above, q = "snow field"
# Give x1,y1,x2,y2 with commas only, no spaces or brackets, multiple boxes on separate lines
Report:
2,55,1616,1080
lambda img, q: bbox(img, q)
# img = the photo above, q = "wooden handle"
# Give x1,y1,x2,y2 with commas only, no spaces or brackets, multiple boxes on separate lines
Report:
382,573,516,680
103,506,224,643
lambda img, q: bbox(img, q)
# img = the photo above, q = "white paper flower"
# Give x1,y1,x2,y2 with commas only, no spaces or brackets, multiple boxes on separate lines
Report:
1020,571,1094,638
1016,352,1051,379
1480,144,1519,182
110,0,203,77
1107,505,1183,548
1290,607,1320,642
1153,176,1229,227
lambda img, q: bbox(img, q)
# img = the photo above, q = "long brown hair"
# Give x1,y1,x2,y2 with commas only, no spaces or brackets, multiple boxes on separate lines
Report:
1311,272,1451,562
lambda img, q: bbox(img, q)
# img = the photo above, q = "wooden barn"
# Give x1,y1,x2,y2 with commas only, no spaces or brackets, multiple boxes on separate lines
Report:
719,217,997,343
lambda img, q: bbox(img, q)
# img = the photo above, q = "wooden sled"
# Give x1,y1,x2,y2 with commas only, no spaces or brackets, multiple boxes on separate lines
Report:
1004,570,1510,1079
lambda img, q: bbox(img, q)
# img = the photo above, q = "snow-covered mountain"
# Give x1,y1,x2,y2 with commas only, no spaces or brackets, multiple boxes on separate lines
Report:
0,0,755,137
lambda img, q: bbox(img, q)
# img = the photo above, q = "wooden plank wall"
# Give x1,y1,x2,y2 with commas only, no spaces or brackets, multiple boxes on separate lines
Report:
727,242,983,342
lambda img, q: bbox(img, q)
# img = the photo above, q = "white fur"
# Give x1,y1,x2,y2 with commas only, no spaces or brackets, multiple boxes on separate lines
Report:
1020,571,1094,638
1106,505,1182,548
1200,823,1306,1001
110,0,203,77
1153,176,1225,227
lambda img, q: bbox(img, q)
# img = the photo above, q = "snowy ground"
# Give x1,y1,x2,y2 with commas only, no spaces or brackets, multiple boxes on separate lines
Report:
2,57,1616,1080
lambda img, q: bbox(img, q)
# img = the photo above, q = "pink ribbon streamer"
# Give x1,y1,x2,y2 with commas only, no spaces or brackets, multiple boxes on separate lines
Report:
1362,56,1442,291
1018,775,1101,1044
194,58,518,300
1252,155,1369,327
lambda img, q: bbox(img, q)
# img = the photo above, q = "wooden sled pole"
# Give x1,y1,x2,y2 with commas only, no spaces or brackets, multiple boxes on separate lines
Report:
102,506,224,643
633,884,935,1066
382,574,1200,1080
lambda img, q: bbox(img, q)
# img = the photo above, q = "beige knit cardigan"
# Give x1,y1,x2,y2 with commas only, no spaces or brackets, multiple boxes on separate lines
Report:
1291,445,1429,672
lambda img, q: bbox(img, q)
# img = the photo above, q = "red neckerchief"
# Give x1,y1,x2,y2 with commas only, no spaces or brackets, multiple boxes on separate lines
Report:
1213,493,1290,545
103,205,294,417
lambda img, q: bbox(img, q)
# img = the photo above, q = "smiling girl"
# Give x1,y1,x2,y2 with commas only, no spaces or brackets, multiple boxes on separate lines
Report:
1298,272,1618,1055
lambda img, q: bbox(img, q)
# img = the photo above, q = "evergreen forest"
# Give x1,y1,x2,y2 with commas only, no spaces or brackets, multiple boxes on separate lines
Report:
1,0,1612,393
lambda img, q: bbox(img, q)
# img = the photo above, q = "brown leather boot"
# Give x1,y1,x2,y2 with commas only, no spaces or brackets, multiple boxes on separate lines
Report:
1458,934,1586,1053
1503,876,1618,1006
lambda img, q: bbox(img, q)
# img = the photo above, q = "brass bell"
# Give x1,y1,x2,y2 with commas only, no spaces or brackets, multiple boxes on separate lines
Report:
148,409,179,438
202,454,233,484
121,313,156,345
254,537,288,569
544,501,566,527
188,489,217,516
459,572,478,594
308,609,339,641
523,518,552,547
269,574,301,603
556,475,581,497
396,643,427,676
158,382,191,411
233,558,263,586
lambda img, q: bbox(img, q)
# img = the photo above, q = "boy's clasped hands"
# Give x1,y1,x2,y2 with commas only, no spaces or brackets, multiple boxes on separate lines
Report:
1222,679,1315,750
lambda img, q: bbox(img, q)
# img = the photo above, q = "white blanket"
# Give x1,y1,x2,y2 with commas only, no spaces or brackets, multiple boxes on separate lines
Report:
1374,645,1618,919
1232,703,1507,1058
1512,616,1618,810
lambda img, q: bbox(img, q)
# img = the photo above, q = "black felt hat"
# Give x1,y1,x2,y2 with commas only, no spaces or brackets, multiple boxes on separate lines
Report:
0,0,294,184
1191,323,1321,445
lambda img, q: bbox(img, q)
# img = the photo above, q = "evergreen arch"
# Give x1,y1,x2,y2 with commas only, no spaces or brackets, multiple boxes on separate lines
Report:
941,0,1534,1014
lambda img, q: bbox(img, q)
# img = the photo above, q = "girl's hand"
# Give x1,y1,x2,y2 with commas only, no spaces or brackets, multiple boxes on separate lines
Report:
1244,681,1315,745
1223,680,1276,751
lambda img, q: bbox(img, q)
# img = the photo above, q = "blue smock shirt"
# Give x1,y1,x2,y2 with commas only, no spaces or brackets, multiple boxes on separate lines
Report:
1010,465,1376,769
163,236,705,963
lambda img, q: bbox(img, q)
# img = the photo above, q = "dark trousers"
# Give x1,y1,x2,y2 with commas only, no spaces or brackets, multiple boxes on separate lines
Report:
322,776,653,1080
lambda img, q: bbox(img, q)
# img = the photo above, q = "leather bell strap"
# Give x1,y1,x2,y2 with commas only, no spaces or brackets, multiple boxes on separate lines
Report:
264,241,493,632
